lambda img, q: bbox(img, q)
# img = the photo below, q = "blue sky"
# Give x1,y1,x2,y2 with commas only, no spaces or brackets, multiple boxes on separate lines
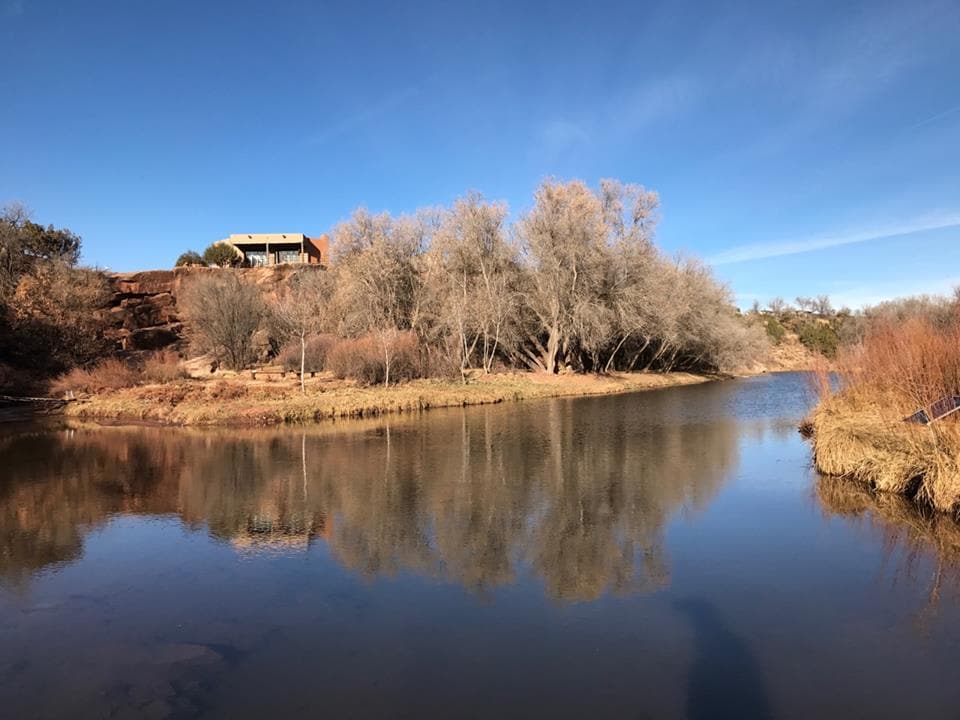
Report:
1,0,958,308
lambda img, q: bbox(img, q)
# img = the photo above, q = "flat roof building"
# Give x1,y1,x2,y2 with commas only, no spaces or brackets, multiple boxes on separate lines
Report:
225,233,329,267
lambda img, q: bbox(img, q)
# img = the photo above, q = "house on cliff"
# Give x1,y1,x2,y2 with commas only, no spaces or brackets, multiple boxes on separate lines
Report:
225,233,329,267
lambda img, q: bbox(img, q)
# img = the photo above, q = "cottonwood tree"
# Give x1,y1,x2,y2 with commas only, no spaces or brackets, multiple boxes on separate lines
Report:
517,180,609,373
428,193,519,379
331,209,426,386
597,180,663,372
180,273,265,370
273,268,331,393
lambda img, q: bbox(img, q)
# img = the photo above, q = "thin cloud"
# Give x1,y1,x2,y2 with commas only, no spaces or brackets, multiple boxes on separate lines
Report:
829,274,960,309
533,72,699,157
910,103,960,129
709,214,960,265
537,119,590,153
305,86,419,146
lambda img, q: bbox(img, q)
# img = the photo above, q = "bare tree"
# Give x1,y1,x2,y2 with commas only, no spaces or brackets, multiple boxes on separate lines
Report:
273,268,332,393
428,193,519,379
517,179,608,373
332,209,426,386
767,297,787,314
814,294,833,316
180,273,265,370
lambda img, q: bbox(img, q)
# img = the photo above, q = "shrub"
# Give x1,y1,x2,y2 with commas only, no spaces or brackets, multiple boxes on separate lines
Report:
202,242,241,268
180,274,265,370
175,250,204,267
51,357,140,395
278,334,336,374
798,321,840,358
141,350,188,383
327,332,422,385
8,263,113,373
762,316,786,345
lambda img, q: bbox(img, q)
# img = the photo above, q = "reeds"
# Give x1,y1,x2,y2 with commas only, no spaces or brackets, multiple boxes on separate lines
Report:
810,315,960,515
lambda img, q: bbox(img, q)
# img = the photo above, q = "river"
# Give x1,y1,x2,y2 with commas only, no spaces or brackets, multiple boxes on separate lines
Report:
1,372,959,719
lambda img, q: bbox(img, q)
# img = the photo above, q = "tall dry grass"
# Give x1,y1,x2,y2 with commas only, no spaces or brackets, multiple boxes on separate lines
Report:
811,315,960,514
52,352,187,396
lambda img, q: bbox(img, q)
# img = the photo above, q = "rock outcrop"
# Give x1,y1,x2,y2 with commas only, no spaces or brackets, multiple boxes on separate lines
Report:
106,266,313,352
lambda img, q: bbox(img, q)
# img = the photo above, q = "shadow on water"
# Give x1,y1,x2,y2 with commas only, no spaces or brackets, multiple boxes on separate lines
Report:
673,598,773,720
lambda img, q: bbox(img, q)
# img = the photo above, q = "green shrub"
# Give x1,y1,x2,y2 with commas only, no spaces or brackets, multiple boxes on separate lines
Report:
175,250,203,267
798,321,840,358
202,243,241,268
763,316,786,345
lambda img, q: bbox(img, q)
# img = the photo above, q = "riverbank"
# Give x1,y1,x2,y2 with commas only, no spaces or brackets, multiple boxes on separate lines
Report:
61,370,717,426
809,391,960,515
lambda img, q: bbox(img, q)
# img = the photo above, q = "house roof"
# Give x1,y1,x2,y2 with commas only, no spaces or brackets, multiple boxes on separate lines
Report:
228,233,307,246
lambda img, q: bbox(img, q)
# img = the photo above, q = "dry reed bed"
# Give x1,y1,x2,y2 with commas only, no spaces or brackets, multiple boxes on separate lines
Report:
808,317,960,516
63,371,712,427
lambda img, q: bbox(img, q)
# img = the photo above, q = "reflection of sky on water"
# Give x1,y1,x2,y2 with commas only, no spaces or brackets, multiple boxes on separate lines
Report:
2,373,960,719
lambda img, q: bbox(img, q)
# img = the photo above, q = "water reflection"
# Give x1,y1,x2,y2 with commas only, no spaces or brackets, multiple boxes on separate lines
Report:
816,474,960,619
0,393,742,601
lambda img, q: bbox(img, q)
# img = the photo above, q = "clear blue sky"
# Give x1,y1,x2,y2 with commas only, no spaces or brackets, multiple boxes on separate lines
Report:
2,0,958,307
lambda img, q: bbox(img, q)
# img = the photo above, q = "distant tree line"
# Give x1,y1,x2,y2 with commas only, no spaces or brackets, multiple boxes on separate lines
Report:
748,292,960,359
182,179,766,385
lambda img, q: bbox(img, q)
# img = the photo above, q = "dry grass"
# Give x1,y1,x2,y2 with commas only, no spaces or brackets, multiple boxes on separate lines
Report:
809,316,960,515
51,352,188,397
62,369,712,427
51,358,141,395
142,350,189,383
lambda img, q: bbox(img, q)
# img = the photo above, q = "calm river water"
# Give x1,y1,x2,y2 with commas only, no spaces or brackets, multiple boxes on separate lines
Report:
2,372,960,719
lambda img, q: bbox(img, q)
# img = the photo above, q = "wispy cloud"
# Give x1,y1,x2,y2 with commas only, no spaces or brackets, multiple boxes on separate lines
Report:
305,86,419,146
537,119,590,154
828,274,960,309
910,103,960,129
709,214,960,265
533,72,699,157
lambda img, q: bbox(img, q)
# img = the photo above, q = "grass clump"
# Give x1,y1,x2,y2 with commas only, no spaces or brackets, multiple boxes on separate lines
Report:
51,358,141,395
52,352,188,396
809,316,960,514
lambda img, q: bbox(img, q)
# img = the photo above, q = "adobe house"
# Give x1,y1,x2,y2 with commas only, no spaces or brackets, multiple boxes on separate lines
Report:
226,233,329,267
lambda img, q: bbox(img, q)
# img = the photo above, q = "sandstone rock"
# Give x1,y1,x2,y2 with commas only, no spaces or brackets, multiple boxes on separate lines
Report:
128,327,180,351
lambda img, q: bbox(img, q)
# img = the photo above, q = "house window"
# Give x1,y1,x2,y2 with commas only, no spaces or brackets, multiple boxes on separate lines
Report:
245,251,268,267
277,249,300,264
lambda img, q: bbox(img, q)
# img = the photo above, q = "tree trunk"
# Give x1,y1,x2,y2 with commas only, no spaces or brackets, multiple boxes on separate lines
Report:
300,332,306,395
543,327,560,374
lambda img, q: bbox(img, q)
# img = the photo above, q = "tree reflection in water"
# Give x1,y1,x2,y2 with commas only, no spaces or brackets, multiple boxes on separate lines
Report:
816,474,960,622
0,396,742,601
